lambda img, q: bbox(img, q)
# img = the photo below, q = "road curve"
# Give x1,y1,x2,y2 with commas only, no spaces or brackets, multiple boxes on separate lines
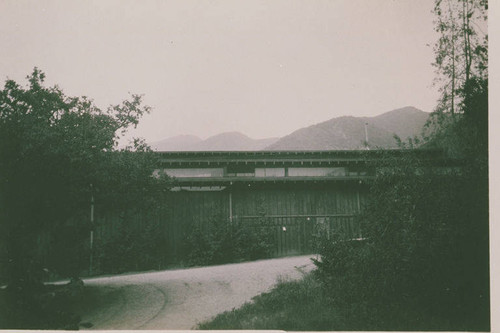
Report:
80,255,315,330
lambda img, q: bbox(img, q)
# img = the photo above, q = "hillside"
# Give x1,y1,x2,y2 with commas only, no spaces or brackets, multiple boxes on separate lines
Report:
190,132,279,151
151,107,430,151
265,106,429,150
151,132,279,151
150,135,202,151
363,106,430,140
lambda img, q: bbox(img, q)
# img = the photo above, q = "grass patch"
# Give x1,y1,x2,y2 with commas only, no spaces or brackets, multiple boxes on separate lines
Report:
198,274,341,331
198,271,489,331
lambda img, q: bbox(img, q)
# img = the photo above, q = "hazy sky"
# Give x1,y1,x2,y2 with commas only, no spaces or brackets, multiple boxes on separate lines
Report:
0,0,441,143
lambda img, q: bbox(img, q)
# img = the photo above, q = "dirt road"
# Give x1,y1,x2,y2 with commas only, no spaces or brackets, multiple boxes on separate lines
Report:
79,255,315,330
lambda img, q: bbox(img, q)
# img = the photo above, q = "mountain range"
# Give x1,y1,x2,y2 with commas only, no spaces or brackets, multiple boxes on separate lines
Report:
266,106,429,150
151,132,279,151
150,106,430,151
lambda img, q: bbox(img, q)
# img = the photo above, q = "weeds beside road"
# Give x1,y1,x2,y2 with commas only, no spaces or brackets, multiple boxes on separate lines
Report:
198,273,337,331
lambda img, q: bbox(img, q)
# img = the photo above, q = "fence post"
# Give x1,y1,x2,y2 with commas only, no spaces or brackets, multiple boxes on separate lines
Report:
357,188,362,238
89,184,94,276
229,189,233,223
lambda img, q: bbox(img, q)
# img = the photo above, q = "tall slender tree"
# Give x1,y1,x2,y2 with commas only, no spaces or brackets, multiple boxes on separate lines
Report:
432,0,487,116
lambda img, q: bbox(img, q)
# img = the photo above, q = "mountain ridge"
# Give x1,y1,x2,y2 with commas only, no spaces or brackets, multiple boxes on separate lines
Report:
265,106,429,150
150,132,279,151
150,106,430,151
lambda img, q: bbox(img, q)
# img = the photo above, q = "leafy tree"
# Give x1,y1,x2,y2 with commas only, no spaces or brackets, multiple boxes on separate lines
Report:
0,68,173,329
0,68,169,286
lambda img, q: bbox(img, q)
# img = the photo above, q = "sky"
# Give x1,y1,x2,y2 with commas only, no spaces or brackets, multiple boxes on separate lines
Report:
1,0,443,143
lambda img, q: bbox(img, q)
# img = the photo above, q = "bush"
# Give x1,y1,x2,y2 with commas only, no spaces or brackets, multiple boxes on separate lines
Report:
184,215,274,266
96,214,166,275
314,151,489,331
233,224,274,261
184,216,234,266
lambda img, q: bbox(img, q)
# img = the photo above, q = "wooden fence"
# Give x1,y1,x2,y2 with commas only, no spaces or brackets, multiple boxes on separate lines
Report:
235,214,362,257
29,183,368,277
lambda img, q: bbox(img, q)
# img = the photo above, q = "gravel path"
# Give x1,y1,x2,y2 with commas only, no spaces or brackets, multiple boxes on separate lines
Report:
80,255,315,330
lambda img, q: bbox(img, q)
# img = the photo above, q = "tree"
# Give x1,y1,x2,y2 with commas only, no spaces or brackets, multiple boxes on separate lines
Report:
431,0,487,116
0,68,168,286
314,1,489,329
425,0,488,159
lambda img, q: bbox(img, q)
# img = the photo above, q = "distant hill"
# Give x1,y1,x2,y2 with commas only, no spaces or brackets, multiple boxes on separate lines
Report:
362,106,431,140
151,132,279,151
150,135,202,151
265,106,430,150
151,106,430,151
190,132,279,151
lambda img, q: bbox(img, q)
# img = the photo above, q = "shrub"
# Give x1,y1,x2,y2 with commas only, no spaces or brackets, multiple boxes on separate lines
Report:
96,214,166,275
184,216,234,266
233,224,274,261
184,215,274,266
314,151,489,331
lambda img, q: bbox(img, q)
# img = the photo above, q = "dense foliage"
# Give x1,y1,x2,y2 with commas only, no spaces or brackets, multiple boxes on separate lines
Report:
96,215,167,274
0,69,170,328
314,151,488,330
185,215,274,266
313,0,489,329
